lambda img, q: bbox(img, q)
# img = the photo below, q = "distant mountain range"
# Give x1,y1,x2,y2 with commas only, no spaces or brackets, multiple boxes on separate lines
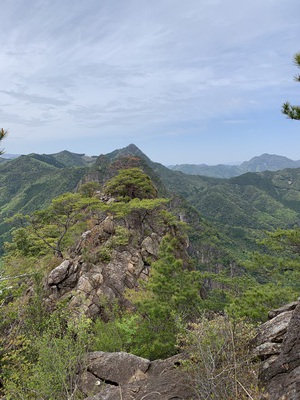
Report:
0,150,96,166
0,153,20,159
2,152,300,178
168,154,300,178
2,145,300,258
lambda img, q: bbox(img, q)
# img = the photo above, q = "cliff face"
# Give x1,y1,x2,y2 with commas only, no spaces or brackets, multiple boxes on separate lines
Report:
42,191,195,399
254,299,300,399
44,198,189,319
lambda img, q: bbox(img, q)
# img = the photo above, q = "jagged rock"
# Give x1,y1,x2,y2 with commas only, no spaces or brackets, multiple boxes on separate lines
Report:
141,234,160,259
89,272,104,287
87,351,150,386
253,341,282,358
45,197,189,319
255,310,293,348
79,352,194,400
102,215,115,235
48,260,72,285
255,300,300,399
268,301,298,319
78,371,102,396
77,276,94,294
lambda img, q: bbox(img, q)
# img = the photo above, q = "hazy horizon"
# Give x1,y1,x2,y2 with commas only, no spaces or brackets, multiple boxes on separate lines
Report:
2,145,300,168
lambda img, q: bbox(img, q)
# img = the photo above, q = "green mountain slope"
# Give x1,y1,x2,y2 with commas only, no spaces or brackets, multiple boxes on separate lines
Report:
50,150,96,167
0,154,88,250
119,147,300,249
161,168,300,253
0,158,7,164
169,163,240,178
2,144,300,260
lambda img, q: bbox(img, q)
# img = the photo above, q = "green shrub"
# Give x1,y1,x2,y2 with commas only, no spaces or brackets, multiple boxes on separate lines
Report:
110,226,130,247
97,246,111,262
92,312,138,353
2,309,92,400
179,315,261,399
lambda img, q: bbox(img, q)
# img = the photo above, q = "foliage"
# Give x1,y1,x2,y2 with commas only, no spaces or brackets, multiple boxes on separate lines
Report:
27,312,91,400
282,52,300,120
92,311,139,353
6,193,99,258
194,226,300,323
0,263,91,400
0,155,88,253
261,227,300,254
126,235,203,359
227,283,296,323
179,315,261,399
4,226,53,258
3,310,91,400
220,227,300,322
97,245,112,262
103,167,158,200
0,128,8,155
104,197,168,219
2,146,300,396
109,225,131,247
78,181,101,198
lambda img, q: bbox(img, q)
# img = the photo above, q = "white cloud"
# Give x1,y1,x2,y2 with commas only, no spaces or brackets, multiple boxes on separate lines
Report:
0,0,299,161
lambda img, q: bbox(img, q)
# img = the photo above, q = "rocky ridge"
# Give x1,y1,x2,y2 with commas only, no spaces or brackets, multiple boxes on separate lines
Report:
44,195,189,319
40,190,193,398
254,299,300,399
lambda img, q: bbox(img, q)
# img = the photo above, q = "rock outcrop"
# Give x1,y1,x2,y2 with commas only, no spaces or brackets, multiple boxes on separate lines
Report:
254,299,300,399
44,202,189,319
78,351,194,400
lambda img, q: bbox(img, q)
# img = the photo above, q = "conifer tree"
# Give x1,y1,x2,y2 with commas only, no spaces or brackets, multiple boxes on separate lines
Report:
103,168,157,200
0,128,8,155
282,52,300,120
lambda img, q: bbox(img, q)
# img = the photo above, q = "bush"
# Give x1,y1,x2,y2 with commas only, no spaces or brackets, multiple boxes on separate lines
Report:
227,283,296,323
91,312,138,353
2,310,92,400
179,315,261,400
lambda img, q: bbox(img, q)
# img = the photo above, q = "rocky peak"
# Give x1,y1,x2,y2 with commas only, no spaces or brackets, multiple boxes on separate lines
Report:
112,144,151,162
44,195,189,319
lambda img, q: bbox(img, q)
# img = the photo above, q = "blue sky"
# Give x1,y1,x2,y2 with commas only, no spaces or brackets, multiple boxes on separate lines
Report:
0,0,299,165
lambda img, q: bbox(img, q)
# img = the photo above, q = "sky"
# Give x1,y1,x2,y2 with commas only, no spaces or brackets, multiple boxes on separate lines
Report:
0,0,299,165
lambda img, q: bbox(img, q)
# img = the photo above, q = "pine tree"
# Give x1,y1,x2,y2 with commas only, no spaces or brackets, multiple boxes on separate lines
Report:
103,168,157,200
126,235,203,359
0,128,8,155
282,52,300,120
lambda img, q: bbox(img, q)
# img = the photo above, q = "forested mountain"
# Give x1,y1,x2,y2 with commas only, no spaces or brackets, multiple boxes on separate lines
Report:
84,144,300,254
0,154,90,248
169,153,300,178
2,144,300,399
1,144,300,257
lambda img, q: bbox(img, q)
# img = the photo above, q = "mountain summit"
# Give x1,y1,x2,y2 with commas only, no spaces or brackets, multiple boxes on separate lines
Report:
239,153,300,173
169,153,300,178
